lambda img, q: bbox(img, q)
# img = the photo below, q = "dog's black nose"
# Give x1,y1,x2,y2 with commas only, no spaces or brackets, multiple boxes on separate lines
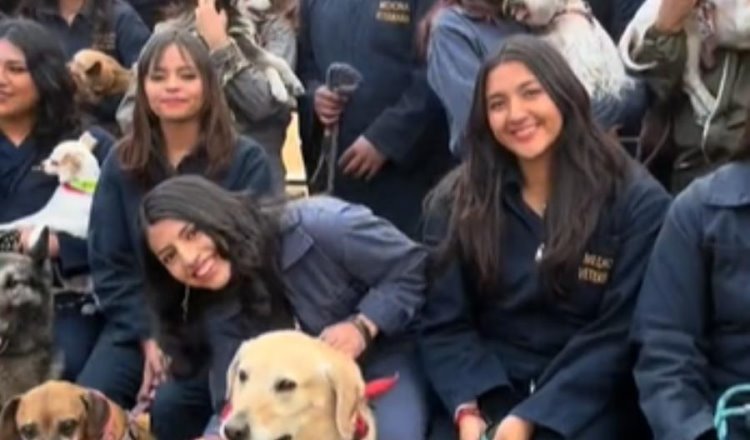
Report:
275,436,292,440
223,421,250,440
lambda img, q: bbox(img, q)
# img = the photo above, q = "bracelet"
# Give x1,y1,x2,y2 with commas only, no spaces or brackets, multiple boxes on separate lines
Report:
349,316,373,347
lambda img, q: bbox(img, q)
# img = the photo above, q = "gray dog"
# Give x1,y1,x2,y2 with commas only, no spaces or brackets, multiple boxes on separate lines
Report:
0,228,59,409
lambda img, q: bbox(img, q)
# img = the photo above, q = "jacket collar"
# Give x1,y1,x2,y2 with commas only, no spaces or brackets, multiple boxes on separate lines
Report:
704,162,750,207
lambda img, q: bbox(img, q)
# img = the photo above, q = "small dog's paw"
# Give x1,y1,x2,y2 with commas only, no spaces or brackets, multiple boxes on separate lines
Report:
270,79,291,104
290,77,305,97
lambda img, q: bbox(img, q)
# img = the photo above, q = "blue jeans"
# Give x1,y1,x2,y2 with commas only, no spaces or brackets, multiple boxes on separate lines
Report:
53,293,104,380
152,341,431,440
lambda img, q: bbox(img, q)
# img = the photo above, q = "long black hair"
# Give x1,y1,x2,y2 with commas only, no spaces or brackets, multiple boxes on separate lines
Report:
138,175,293,377
0,18,80,154
426,34,631,293
17,0,116,54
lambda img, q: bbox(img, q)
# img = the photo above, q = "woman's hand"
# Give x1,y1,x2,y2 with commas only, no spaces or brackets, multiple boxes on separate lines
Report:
137,339,169,409
320,321,367,358
195,0,230,51
458,413,487,440
314,85,348,126
19,227,59,258
654,0,698,34
492,415,534,440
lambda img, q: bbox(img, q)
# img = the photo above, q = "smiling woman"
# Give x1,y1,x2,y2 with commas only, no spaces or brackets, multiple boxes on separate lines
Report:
420,34,671,440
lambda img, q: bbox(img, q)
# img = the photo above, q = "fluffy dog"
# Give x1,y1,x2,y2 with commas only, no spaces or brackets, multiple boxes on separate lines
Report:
619,0,750,123
503,0,634,101
221,330,376,440
229,0,304,105
0,229,59,409
0,132,100,240
69,49,132,106
0,381,152,440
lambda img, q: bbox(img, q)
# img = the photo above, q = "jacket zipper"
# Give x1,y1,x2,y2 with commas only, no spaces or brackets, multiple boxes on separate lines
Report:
700,54,732,163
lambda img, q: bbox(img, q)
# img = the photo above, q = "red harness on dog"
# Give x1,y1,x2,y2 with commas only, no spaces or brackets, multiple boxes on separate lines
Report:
219,375,399,440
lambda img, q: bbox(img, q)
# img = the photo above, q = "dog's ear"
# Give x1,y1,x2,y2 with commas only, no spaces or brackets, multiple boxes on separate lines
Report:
27,227,49,266
78,131,99,151
225,342,246,402
84,60,103,77
325,353,366,439
81,390,111,440
0,395,21,440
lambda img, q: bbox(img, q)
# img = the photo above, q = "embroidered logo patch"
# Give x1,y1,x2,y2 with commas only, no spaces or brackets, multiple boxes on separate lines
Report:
376,1,410,24
577,252,613,285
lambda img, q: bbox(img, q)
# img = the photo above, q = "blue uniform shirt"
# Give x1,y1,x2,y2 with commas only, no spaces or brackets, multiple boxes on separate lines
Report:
633,161,750,440
419,164,670,438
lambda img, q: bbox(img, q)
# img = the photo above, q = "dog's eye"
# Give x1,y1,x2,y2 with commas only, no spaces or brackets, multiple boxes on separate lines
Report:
58,419,79,436
238,369,249,384
274,378,297,393
19,424,37,439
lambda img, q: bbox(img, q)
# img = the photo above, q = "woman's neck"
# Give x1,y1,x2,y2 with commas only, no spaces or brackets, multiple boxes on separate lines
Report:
161,120,200,168
0,115,35,147
58,0,86,23
519,156,551,217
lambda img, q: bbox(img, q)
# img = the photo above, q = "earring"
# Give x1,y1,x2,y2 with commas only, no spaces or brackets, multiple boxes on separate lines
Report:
182,284,190,322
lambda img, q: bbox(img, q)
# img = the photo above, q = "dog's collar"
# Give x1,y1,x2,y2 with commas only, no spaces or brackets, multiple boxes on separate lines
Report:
63,178,97,195
91,391,138,440
353,375,399,440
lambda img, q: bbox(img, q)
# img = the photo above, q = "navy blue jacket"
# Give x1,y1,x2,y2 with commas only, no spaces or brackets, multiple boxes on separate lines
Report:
88,137,272,343
632,162,750,440
588,0,645,40
419,165,670,439
195,196,427,432
0,127,114,277
296,0,455,238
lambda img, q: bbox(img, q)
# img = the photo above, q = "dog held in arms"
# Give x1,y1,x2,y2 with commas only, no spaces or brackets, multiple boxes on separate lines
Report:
0,381,153,440
502,0,635,101
619,0,750,123
0,228,59,410
0,132,100,240
68,49,132,107
221,330,388,440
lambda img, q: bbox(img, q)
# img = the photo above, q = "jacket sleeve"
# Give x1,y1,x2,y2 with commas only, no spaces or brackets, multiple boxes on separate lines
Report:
511,177,671,438
56,128,116,277
631,183,715,440
114,1,151,67
418,206,512,414
631,26,688,102
210,16,296,124
296,0,323,96
88,155,150,342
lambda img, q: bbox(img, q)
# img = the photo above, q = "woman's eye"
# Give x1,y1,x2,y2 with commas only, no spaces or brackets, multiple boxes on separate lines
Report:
161,252,175,265
185,228,197,240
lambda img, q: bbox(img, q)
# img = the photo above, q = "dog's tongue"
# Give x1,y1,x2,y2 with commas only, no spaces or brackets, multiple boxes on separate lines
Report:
220,402,232,422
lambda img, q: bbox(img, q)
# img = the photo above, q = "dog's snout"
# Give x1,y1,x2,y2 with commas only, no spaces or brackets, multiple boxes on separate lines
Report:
223,419,250,440
274,436,292,440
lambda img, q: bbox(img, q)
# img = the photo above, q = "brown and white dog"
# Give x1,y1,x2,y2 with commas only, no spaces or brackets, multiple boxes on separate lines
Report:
503,0,635,101
221,330,396,440
619,0,750,123
68,49,132,106
0,381,152,440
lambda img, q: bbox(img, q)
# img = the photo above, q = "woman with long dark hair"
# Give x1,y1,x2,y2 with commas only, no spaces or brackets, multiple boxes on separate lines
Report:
632,99,750,440
419,34,670,440
0,18,115,380
79,29,273,418
138,175,430,440
16,0,150,129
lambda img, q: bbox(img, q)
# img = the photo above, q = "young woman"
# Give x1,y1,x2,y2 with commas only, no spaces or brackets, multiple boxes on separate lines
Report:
79,29,274,413
419,35,671,440
420,1,647,157
0,18,115,380
138,175,430,440
632,113,750,439
118,0,298,192
16,0,150,129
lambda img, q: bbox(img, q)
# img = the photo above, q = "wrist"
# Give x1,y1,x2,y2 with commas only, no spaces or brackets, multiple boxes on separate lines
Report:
206,34,230,52
349,315,374,347
455,405,485,428
653,15,686,34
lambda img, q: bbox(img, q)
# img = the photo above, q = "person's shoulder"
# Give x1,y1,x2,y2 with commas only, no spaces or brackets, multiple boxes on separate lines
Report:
232,135,269,163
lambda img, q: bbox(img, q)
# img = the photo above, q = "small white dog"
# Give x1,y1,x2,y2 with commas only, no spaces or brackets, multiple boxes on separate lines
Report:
503,0,634,101
0,132,100,240
619,0,750,123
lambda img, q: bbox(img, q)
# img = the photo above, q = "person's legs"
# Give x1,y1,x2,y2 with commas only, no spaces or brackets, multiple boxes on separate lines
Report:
53,293,104,380
361,343,430,440
76,325,143,410
151,375,214,440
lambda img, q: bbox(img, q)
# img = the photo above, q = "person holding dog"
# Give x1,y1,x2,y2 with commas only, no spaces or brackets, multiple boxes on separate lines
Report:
630,0,750,193
137,174,430,440
80,29,275,434
631,104,750,440
419,35,670,440
0,18,115,382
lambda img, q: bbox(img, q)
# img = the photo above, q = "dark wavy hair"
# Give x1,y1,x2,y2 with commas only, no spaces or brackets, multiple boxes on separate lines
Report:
138,175,293,378
0,18,81,154
426,34,631,293
119,30,236,189
17,0,116,54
